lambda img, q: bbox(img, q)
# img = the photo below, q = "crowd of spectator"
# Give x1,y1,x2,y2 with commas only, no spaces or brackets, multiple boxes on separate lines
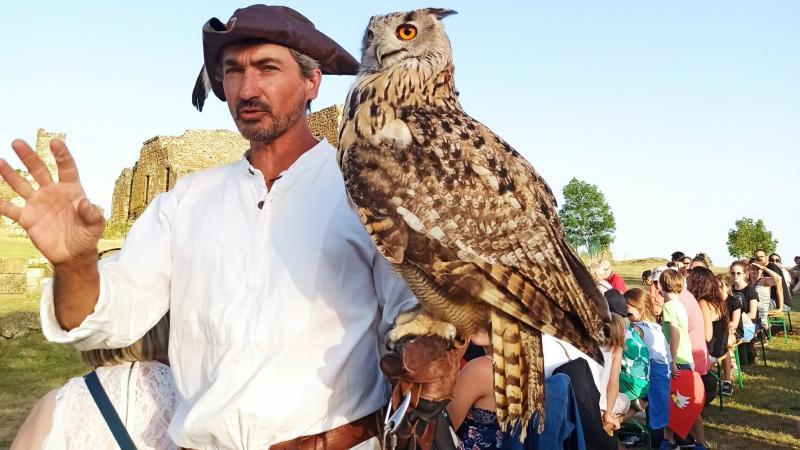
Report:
450,250,796,450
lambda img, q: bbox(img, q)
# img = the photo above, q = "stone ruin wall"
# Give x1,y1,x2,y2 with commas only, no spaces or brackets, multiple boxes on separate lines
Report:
0,129,62,237
123,131,248,220
110,105,344,224
309,104,343,146
109,168,133,224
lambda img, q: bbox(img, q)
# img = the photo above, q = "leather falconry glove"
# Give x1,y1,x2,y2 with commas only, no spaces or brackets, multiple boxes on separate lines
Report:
380,335,466,450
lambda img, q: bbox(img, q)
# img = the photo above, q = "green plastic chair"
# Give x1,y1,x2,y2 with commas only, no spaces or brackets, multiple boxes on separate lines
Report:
619,415,652,449
732,343,744,389
767,311,789,344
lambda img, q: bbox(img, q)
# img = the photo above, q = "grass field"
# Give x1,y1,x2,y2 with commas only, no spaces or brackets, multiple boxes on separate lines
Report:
0,238,798,449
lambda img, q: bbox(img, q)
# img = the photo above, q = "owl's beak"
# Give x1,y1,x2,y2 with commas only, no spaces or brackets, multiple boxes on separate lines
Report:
376,44,405,66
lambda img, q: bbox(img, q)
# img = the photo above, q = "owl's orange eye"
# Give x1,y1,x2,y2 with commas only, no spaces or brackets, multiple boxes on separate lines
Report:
396,24,417,41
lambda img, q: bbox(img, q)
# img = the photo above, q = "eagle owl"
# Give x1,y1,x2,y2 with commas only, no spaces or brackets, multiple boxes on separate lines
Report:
338,8,610,434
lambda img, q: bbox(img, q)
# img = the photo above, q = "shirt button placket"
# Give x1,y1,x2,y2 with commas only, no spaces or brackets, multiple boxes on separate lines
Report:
247,169,269,289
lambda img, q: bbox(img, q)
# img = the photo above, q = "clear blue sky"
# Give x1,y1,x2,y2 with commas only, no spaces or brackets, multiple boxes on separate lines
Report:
2,1,798,265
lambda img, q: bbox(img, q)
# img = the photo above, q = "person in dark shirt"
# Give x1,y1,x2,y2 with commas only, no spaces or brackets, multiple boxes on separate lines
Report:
716,274,741,395
729,261,758,365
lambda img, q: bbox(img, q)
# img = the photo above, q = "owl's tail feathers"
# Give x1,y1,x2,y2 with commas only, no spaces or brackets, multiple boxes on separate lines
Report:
491,311,543,442
471,256,604,365
520,325,544,439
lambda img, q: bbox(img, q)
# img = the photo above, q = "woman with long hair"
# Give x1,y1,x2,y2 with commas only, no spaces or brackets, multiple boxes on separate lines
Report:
687,267,729,360
686,266,729,450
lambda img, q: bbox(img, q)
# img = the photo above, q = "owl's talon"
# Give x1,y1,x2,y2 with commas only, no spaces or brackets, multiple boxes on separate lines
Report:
388,313,457,345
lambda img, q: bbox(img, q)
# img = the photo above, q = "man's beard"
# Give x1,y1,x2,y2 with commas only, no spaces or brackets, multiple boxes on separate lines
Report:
235,97,306,143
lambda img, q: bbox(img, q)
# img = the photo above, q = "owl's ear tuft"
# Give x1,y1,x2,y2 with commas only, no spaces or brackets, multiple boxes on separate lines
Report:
421,8,457,20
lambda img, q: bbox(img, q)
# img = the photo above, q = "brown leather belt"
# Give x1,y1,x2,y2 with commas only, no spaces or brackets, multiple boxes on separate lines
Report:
269,410,383,450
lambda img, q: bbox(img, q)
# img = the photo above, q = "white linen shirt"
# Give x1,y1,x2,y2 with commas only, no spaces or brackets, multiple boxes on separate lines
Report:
40,140,417,450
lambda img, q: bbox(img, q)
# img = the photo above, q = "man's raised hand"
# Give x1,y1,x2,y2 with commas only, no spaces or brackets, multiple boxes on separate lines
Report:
0,139,105,267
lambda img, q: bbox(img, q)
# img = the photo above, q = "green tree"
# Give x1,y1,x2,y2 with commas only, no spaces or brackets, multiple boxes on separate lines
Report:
726,217,777,259
558,178,616,255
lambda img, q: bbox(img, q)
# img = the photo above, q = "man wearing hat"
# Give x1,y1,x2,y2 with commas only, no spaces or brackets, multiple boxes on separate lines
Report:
0,5,424,449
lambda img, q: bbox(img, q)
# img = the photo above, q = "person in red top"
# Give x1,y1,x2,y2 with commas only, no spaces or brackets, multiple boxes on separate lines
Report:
601,259,628,293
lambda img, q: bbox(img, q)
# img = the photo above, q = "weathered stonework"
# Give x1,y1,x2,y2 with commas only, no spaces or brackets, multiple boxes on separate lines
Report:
0,257,27,294
108,168,133,225
110,105,344,224
308,104,344,146
0,129,62,237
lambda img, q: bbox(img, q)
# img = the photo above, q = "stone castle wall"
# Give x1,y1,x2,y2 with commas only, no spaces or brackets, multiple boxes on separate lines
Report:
0,129,62,237
109,168,133,224
110,105,344,224
34,129,61,176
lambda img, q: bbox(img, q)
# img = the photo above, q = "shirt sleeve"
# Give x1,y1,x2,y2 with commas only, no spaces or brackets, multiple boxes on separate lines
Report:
39,187,180,351
661,302,675,324
371,254,418,342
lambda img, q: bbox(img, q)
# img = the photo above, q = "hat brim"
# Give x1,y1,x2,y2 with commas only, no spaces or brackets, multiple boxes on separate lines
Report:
201,6,360,103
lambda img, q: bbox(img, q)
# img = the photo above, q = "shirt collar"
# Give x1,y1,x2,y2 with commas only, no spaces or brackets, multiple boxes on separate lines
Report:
239,138,333,180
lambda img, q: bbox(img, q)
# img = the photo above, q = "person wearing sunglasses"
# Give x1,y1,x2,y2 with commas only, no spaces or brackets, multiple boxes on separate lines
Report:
749,262,786,343
769,253,794,295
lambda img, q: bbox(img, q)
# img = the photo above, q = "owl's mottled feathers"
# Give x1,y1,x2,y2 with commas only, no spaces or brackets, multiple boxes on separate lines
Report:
338,8,610,434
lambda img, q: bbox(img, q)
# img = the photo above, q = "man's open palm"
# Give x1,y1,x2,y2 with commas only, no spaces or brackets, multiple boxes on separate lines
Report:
0,139,104,266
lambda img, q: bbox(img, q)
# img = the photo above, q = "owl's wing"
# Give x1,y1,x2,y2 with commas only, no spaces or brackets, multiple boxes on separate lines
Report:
346,106,609,360
430,111,612,344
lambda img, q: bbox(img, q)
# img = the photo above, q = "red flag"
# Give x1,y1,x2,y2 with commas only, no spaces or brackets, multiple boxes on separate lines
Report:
668,369,705,439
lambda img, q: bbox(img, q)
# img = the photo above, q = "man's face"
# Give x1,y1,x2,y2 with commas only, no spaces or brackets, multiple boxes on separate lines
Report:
221,43,320,143
754,251,767,264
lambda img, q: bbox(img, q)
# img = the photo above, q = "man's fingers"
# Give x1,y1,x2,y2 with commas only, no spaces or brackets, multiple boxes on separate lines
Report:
77,198,105,227
0,158,35,199
11,139,54,187
0,198,21,222
51,139,80,184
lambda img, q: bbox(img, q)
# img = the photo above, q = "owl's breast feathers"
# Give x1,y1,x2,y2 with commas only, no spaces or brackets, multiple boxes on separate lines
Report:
339,63,609,357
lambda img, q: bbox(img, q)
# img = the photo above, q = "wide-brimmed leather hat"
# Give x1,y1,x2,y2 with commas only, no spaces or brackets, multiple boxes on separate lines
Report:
192,4,359,111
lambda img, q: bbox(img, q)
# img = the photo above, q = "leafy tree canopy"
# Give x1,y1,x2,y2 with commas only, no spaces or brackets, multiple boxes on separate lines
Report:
727,217,777,259
558,178,616,255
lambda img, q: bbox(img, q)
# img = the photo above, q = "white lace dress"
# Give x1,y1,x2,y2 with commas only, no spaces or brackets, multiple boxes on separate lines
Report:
43,361,177,450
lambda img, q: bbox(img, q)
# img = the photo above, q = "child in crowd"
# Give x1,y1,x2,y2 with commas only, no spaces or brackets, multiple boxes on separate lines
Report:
658,269,695,450
625,288,671,436
600,290,631,445
606,290,650,410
